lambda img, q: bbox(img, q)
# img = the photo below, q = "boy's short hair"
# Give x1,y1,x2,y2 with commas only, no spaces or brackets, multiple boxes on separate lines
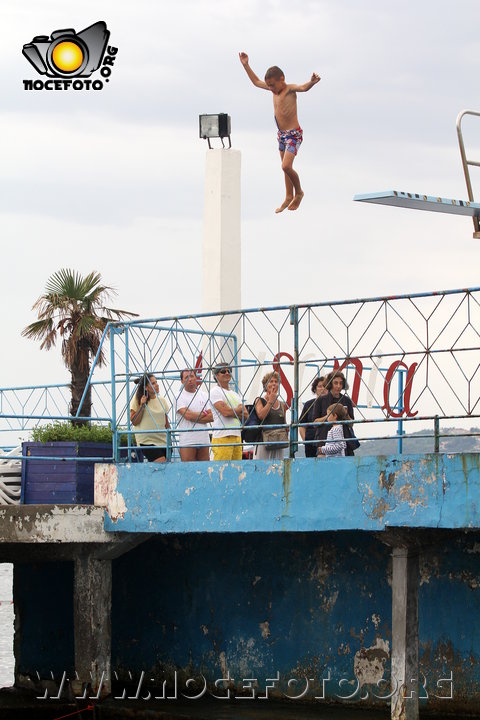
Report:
265,66,284,81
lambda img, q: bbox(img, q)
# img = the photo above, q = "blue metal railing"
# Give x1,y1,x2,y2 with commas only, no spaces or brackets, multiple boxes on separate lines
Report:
2,286,480,462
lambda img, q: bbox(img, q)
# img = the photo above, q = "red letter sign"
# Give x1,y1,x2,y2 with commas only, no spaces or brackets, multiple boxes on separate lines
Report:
382,361,418,418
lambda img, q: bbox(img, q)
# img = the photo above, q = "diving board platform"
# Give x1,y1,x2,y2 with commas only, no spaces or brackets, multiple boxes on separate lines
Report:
354,110,480,238
354,190,480,217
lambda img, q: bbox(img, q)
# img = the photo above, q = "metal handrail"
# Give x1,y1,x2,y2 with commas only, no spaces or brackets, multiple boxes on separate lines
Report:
4,286,480,461
456,109,480,236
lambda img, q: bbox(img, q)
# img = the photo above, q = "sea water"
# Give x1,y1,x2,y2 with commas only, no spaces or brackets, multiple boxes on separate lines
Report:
0,564,14,688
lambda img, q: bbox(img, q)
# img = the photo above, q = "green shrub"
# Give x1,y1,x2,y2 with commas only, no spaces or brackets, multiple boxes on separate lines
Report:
31,422,131,445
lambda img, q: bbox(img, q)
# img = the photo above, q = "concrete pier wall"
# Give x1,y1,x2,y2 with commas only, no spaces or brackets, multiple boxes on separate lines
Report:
14,531,479,710
9,453,480,712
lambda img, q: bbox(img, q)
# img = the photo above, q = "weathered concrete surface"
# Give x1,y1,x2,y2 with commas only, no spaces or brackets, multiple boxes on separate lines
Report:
391,548,419,720
14,531,480,712
0,505,151,561
73,555,111,696
96,454,480,533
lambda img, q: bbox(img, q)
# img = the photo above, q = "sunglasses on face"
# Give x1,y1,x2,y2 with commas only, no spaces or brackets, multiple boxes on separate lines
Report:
218,368,232,375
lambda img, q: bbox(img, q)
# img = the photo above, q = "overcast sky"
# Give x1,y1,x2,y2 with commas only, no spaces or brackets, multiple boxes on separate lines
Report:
2,0,480,389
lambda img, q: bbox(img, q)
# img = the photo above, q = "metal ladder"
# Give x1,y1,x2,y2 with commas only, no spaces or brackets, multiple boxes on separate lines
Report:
457,109,480,238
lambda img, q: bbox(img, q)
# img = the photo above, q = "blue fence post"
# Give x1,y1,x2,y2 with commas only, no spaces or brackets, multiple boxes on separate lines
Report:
434,415,440,453
397,368,405,454
290,306,299,458
110,326,118,463
124,325,132,461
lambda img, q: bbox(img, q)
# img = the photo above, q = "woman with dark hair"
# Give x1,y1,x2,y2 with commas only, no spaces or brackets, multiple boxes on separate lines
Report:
130,374,171,462
312,370,356,456
299,376,327,457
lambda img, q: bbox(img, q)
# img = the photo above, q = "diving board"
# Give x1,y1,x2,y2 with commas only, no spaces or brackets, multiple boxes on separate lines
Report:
354,190,480,217
354,110,480,237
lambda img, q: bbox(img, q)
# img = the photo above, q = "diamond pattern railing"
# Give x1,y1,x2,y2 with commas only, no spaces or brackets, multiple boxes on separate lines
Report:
103,287,480,458
2,287,480,459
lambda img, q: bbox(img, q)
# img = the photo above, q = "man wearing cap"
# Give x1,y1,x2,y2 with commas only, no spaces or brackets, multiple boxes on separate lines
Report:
210,362,246,461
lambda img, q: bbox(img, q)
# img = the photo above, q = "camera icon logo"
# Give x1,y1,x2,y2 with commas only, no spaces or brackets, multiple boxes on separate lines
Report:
22,21,110,78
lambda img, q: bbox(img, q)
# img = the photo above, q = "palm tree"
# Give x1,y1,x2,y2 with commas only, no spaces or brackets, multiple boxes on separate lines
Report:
22,269,137,423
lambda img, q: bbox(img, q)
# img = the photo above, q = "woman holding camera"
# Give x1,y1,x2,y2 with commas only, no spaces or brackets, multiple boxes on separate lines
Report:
130,374,171,462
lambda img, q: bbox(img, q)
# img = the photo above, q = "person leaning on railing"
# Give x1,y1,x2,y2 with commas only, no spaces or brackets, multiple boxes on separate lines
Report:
130,374,171,462
312,370,356,456
254,371,289,460
210,363,247,461
299,375,327,457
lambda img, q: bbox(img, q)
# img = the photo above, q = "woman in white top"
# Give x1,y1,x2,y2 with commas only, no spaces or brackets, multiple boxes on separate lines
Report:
130,374,171,462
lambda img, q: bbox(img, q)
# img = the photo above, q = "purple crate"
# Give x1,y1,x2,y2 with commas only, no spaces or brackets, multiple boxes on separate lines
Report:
21,442,113,505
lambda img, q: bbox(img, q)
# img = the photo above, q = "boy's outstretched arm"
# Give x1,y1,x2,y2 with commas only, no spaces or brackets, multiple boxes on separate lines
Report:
239,52,268,89
289,72,321,92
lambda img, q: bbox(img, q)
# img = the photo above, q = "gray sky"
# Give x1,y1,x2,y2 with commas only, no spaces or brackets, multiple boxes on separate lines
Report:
2,0,480,388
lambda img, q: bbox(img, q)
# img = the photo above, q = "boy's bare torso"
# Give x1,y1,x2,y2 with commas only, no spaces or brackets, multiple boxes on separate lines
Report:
272,87,300,131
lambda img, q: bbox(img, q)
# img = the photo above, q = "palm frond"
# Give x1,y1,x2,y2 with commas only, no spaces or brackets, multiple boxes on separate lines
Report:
21,319,55,342
23,268,136,379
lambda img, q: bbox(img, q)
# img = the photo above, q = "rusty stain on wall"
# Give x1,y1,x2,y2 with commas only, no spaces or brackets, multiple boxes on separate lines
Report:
448,569,479,589
353,637,390,687
259,621,270,639
358,457,443,522
379,471,396,492
419,556,440,585
282,459,292,517
371,497,391,520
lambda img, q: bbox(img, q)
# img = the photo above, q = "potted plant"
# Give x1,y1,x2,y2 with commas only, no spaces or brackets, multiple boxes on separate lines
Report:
20,269,138,504
21,422,137,504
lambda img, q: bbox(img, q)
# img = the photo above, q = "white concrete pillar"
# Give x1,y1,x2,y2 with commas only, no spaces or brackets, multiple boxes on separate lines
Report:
391,547,419,720
202,148,241,314
202,149,242,383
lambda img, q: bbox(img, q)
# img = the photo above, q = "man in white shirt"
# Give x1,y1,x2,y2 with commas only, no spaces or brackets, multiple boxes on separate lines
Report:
210,362,246,461
176,370,213,461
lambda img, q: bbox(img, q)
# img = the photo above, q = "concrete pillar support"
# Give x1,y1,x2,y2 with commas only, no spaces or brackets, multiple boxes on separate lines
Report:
73,554,111,696
202,148,241,315
391,547,419,720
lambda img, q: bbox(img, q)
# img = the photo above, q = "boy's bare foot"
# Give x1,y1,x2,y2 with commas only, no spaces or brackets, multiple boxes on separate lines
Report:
288,192,304,211
275,196,293,213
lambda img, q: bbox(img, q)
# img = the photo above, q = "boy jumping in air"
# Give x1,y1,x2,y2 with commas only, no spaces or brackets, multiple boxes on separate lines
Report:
239,52,320,212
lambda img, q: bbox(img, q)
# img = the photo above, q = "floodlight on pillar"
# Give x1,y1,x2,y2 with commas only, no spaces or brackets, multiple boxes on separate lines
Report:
199,113,232,149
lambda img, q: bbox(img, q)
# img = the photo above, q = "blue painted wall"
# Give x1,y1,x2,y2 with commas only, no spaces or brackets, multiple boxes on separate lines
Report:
14,532,480,709
14,562,74,678
111,532,392,701
102,454,480,534
14,452,480,709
